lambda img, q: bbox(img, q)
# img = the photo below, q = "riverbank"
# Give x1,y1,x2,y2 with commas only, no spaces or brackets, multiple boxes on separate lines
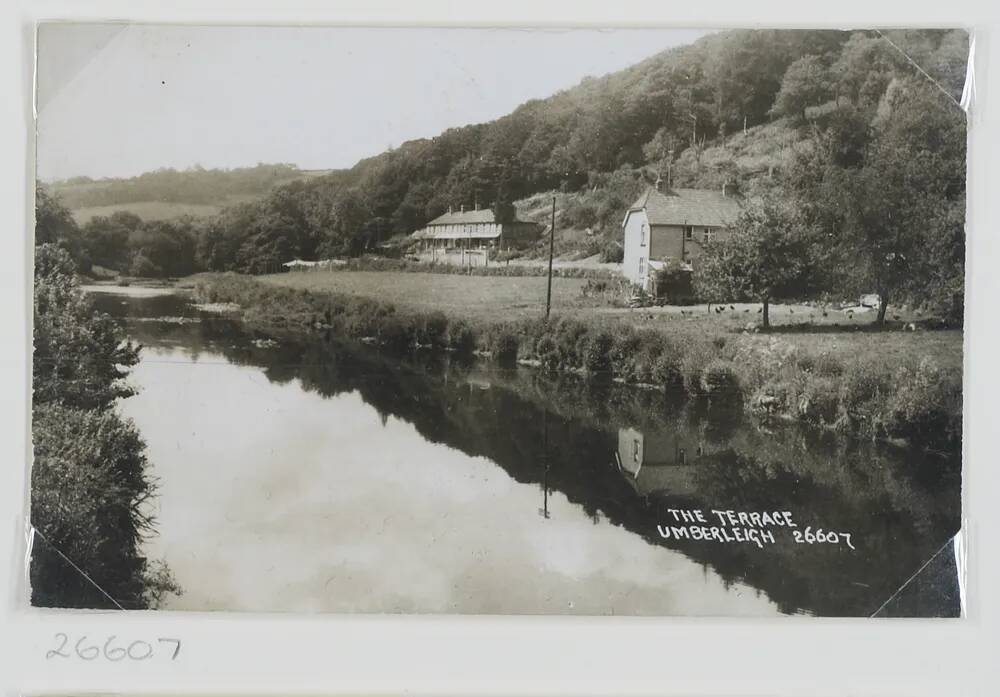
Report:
32,246,180,609
194,272,963,449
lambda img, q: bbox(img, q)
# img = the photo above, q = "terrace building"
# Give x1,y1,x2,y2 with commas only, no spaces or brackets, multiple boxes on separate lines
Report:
410,205,541,267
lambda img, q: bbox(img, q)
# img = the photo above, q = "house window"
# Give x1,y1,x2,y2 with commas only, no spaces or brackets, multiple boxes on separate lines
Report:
678,448,687,465
703,228,715,244
632,439,641,464
640,223,648,247
684,226,693,241
638,257,646,278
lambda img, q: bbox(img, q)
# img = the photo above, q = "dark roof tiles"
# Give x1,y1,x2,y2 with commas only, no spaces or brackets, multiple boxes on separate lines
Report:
627,187,742,227
426,208,498,225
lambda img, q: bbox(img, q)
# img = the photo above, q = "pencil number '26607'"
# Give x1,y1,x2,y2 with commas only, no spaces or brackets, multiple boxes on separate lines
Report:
46,634,181,661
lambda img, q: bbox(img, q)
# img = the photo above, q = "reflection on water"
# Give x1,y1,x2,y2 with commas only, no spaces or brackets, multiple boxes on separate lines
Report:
617,427,704,498
92,289,962,617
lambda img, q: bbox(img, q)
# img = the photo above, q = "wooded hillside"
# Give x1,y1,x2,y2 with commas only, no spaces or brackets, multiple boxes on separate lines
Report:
39,28,968,317
198,28,967,266
196,28,963,256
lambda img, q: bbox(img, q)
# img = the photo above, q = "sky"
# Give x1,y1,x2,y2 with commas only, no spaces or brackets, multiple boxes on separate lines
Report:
36,24,711,182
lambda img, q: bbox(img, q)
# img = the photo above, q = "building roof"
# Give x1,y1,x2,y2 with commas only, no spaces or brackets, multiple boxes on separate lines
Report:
426,208,498,225
412,207,540,239
625,187,742,228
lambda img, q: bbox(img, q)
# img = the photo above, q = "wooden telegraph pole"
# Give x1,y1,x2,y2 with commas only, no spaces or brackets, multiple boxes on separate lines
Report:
545,196,555,320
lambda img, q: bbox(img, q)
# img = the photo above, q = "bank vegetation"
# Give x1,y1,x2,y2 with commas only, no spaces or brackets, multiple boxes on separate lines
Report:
31,244,179,609
195,273,962,451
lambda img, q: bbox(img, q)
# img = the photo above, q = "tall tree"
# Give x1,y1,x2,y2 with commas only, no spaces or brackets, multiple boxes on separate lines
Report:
695,199,816,329
35,186,89,271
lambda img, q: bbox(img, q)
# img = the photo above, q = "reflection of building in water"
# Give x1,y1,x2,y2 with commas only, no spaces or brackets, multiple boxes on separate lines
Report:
616,427,702,498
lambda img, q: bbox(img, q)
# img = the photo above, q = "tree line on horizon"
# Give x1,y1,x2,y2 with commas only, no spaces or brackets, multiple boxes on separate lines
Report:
49,163,310,208
37,27,967,321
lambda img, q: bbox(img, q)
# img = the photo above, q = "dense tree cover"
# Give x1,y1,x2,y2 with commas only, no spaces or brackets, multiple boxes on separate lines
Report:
65,207,199,278
127,219,199,277
769,55,834,122
49,163,316,208
36,186,200,279
31,244,178,608
784,74,967,323
184,28,964,278
692,31,967,324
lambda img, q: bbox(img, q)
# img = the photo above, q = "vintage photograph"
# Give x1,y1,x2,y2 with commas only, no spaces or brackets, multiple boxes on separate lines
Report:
29,24,967,616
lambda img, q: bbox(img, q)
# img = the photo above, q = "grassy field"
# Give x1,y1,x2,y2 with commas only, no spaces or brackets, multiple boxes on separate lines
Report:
260,270,962,370
260,271,599,321
71,201,223,224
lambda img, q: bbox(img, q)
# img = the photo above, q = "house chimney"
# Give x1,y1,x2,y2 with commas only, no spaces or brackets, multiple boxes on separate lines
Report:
448,205,453,214
460,204,465,213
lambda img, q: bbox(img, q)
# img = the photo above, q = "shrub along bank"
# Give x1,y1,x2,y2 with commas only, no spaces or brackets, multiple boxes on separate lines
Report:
195,273,962,450
31,244,179,609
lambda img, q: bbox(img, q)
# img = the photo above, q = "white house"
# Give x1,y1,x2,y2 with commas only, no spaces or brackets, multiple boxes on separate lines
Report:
622,181,742,293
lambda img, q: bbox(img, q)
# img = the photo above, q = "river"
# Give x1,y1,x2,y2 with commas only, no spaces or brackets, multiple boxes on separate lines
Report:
87,286,962,617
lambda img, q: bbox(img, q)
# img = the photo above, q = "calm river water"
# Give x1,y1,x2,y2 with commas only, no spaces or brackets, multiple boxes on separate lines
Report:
89,287,962,617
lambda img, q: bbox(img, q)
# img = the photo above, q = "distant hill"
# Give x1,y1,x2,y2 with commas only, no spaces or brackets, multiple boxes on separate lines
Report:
48,164,337,222
191,27,963,267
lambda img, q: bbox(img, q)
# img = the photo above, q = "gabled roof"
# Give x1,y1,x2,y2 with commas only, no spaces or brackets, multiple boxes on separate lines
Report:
426,208,497,225
412,207,541,238
624,187,742,228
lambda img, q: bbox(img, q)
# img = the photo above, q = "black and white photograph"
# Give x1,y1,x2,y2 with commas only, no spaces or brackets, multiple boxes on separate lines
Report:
29,23,968,617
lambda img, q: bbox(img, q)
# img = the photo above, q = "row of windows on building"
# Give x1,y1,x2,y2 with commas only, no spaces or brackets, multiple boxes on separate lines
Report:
639,224,716,246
